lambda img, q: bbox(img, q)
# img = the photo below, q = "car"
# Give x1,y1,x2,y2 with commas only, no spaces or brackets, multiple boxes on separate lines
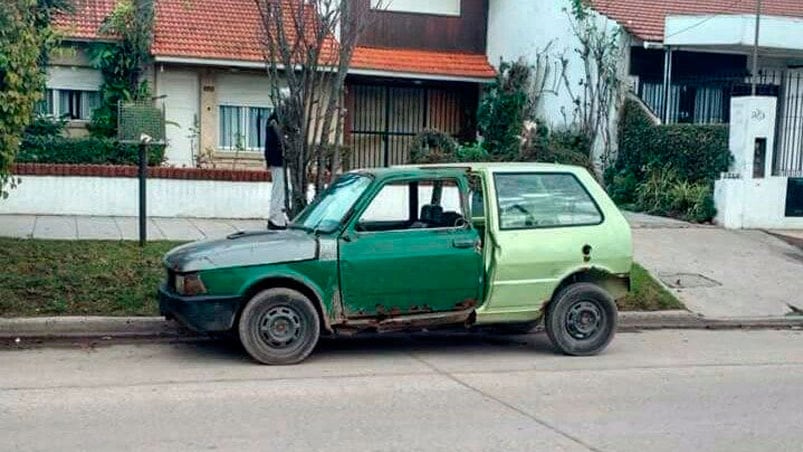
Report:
158,163,633,365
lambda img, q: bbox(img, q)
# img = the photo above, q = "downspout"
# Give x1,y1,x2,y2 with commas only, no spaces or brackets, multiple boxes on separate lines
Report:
662,46,673,123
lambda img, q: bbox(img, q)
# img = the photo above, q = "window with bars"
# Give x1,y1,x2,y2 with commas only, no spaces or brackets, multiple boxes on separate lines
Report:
36,89,100,121
219,105,271,151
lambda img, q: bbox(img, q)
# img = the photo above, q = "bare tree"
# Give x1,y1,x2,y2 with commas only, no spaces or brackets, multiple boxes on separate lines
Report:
559,0,626,172
254,0,376,216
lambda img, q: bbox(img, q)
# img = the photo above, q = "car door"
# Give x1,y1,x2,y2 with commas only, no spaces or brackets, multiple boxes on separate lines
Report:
484,170,608,312
338,174,483,318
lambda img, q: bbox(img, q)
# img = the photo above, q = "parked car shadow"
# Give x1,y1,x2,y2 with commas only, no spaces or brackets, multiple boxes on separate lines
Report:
173,329,559,365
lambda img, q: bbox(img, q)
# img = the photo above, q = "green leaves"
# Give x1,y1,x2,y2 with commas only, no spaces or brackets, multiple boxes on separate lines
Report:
608,100,730,222
477,60,532,160
88,0,154,138
0,0,54,198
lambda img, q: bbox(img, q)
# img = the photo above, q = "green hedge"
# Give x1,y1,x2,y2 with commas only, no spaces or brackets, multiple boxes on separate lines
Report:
614,99,731,184
606,99,732,222
18,135,166,166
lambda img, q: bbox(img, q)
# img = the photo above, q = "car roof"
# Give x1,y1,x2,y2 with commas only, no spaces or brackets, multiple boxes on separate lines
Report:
392,162,584,172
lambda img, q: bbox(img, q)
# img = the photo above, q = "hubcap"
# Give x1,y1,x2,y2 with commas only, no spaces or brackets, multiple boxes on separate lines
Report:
565,300,603,340
259,306,303,348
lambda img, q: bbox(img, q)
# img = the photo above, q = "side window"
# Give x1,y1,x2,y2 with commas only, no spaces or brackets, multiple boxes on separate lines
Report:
494,173,603,230
360,182,409,224
357,178,467,232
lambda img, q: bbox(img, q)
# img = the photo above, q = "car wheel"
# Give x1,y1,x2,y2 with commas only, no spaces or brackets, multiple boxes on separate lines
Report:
545,283,617,356
238,288,321,365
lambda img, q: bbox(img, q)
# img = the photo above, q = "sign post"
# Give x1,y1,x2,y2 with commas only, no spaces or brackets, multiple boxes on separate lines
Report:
118,100,166,247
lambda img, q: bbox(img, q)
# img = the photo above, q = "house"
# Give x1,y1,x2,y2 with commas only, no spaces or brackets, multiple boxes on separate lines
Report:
42,0,116,137
489,0,803,174
50,0,495,169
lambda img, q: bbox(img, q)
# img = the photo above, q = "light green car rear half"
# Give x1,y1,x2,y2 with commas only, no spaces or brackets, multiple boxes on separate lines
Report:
159,163,633,365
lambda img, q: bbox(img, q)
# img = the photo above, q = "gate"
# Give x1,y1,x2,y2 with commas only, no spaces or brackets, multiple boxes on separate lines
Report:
348,84,464,168
775,70,803,177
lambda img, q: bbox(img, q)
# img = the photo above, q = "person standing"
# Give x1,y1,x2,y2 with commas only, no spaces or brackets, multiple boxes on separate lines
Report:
265,111,287,230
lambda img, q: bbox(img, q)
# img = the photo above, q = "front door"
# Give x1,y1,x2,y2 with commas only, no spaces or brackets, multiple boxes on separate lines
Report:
339,176,483,317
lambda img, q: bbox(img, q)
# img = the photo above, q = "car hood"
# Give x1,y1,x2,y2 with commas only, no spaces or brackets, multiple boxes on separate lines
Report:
164,229,318,273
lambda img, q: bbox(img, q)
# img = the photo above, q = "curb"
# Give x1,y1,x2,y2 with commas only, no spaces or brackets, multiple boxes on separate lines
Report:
0,316,185,340
2,312,803,341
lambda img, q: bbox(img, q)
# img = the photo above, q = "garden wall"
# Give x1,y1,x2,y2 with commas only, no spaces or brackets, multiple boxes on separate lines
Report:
0,165,273,219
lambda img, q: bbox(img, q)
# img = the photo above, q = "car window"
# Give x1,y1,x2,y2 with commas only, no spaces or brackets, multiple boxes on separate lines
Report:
494,173,603,230
357,178,466,232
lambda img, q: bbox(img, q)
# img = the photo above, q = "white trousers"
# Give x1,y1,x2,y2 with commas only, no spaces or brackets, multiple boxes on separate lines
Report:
269,166,288,226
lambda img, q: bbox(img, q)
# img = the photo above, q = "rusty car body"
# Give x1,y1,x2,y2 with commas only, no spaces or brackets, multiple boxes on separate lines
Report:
159,163,633,364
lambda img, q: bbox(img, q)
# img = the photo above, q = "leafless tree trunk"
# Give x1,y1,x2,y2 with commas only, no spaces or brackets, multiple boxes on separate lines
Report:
254,0,377,217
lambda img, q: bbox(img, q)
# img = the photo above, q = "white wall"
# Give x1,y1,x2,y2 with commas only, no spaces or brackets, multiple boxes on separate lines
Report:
666,14,803,52
715,177,803,229
486,0,628,164
0,177,461,220
714,95,803,229
0,176,272,219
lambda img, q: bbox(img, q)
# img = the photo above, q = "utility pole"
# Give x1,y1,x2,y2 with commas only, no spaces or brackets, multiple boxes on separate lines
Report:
751,0,763,95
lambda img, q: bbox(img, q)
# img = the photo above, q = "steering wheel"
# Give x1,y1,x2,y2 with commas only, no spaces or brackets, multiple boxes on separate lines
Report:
503,204,536,227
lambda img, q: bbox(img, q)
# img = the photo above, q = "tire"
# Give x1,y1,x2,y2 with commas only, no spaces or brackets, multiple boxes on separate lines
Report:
545,283,617,356
238,288,321,365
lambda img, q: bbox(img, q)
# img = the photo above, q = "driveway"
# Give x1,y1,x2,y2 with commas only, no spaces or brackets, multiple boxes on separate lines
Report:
626,212,803,318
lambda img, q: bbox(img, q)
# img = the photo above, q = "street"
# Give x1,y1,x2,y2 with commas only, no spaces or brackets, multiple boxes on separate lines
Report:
1,329,802,451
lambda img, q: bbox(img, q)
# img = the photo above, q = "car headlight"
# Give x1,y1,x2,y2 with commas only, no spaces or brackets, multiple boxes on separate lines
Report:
175,272,207,296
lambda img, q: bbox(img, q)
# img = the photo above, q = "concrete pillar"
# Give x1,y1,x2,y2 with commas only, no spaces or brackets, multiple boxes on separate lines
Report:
199,70,218,166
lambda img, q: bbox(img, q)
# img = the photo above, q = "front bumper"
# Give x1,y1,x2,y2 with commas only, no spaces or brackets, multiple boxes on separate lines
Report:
158,285,241,333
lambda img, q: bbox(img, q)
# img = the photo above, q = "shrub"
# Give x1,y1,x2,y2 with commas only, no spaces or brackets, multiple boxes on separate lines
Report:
611,98,731,202
608,98,730,221
634,167,716,223
477,60,531,159
408,129,460,164
519,122,595,174
455,142,491,162
18,135,165,166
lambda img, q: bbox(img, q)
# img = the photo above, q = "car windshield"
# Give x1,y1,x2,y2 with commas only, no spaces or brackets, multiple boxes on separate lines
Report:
291,173,372,234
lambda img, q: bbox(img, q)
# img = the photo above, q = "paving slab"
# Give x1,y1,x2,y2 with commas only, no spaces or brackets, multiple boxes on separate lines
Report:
0,215,36,239
32,215,77,239
228,219,268,232
188,218,237,240
76,216,122,240
624,211,697,229
114,217,166,241
151,218,204,241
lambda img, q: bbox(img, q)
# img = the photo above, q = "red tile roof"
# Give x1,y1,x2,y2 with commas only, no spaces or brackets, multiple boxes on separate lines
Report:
53,0,118,40
351,47,496,79
152,0,268,62
590,0,803,42
54,0,495,80
152,0,494,79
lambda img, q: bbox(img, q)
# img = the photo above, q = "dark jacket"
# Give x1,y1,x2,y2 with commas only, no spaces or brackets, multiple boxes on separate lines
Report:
264,121,284,167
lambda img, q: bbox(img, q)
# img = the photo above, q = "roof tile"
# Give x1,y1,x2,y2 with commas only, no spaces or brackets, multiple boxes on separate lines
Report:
591,0,803,41
53,0,117,40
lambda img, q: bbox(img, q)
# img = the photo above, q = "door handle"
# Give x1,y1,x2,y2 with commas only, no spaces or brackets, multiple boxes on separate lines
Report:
452,238,476,249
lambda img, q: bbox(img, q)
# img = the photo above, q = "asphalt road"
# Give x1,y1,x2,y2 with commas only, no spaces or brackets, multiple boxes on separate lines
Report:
2,329,802,452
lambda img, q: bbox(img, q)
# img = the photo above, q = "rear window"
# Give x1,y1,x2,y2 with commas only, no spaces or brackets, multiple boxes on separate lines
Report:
494,173,603,230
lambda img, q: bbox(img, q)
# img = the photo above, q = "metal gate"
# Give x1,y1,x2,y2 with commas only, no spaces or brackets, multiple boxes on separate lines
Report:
348,84,463,168
775,70,803,177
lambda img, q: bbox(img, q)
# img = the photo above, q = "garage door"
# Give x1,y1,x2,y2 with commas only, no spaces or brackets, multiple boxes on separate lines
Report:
158,70,199,166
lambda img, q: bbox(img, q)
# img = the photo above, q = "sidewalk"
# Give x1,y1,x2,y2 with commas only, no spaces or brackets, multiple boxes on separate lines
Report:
625,212,803,318
0,214,264,241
